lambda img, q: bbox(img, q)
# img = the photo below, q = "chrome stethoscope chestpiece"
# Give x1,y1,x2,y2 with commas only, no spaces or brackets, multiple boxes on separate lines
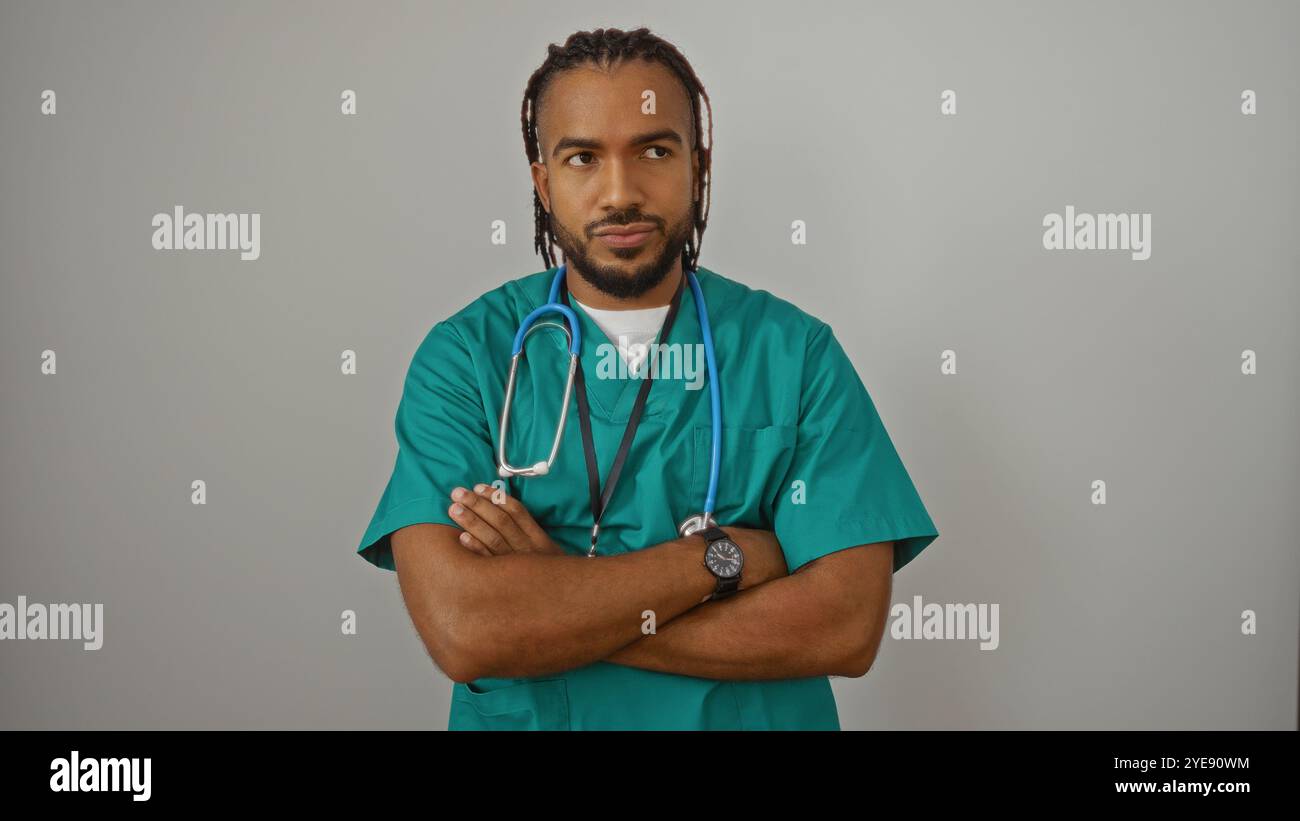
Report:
677,511,717,539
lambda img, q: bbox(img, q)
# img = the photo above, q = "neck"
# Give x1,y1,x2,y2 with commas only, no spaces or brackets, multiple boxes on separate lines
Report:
565,261,684,310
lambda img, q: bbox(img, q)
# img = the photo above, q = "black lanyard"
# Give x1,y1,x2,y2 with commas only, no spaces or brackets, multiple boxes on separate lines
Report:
558,272,687,555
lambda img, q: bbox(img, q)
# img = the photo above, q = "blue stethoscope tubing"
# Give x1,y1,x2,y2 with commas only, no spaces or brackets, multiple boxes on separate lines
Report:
498,263,721,536
689,272,721,523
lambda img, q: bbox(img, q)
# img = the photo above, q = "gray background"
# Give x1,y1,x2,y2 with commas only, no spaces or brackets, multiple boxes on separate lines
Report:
1,0,1296,729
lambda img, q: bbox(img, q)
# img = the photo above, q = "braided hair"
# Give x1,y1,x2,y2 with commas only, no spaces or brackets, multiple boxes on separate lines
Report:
520,27,713,273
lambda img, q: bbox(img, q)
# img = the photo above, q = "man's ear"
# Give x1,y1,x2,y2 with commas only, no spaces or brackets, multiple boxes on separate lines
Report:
530,160,551,213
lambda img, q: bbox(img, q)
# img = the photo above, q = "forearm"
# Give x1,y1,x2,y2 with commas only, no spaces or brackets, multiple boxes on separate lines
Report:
446,535,717,680
604,569,866,680
431,482,790,681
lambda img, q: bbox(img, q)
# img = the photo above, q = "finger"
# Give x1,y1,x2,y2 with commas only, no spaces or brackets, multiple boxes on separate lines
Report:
476,484,548,545
448,500,509,555
474,484,552,546
455,486,531,549
486,483,509,506
457,529,493,557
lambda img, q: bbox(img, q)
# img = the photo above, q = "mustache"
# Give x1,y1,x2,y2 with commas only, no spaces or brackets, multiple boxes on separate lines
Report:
589,214,661,234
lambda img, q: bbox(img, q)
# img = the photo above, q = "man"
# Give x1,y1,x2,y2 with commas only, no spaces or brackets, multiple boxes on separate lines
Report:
357,27,939,730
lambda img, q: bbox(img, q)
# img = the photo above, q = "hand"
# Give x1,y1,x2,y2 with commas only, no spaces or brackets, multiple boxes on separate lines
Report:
447,484,566,557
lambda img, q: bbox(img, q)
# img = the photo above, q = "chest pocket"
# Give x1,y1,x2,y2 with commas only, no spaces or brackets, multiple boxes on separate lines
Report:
449,678,571,731
691,424,797,530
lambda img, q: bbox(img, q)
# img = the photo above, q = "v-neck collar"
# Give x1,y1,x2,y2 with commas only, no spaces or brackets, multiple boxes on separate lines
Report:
547,270,703,422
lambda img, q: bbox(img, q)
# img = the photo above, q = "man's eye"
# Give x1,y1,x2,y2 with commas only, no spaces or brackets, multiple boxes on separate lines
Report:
567,147,670,167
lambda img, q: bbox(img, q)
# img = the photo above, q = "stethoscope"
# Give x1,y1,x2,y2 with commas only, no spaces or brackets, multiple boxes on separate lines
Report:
497,263,721,555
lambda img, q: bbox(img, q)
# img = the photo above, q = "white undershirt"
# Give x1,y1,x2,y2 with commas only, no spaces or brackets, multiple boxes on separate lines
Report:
572,297,669,375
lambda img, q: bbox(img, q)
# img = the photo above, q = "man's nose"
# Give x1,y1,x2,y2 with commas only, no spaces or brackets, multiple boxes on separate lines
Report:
596,157,645,212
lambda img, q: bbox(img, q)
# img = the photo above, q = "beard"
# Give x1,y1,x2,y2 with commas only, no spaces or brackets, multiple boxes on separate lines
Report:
550,208,694,300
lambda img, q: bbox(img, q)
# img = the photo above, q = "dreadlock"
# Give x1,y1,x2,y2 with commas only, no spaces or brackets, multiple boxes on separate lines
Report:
520,27,713,273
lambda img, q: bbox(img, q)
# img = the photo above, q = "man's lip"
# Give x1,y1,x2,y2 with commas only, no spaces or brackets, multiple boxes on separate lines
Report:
597,229,653,249
594,223,658,236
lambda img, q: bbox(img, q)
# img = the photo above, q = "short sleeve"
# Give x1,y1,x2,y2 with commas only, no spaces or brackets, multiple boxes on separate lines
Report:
772,323,939,574
356,321,497,571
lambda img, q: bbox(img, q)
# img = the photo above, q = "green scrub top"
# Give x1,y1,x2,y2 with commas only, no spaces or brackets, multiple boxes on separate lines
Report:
357,265,939,730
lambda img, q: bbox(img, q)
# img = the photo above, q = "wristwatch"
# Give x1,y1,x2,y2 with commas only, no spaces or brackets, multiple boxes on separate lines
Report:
699,526,743,601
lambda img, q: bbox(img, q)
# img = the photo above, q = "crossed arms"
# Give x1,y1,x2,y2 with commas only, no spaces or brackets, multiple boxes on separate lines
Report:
391,483,894,683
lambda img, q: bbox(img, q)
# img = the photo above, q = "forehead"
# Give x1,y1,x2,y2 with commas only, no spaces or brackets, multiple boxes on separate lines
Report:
536,59,694,151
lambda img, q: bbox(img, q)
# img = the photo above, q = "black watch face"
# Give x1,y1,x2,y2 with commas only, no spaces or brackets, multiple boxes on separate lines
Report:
705,540,743,578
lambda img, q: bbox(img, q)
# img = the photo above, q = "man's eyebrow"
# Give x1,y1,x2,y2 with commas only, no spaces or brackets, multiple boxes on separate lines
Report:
550,128,685,159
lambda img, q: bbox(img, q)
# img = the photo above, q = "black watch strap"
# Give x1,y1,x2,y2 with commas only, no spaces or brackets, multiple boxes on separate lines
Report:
711,574,740,600
699,525,729,543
